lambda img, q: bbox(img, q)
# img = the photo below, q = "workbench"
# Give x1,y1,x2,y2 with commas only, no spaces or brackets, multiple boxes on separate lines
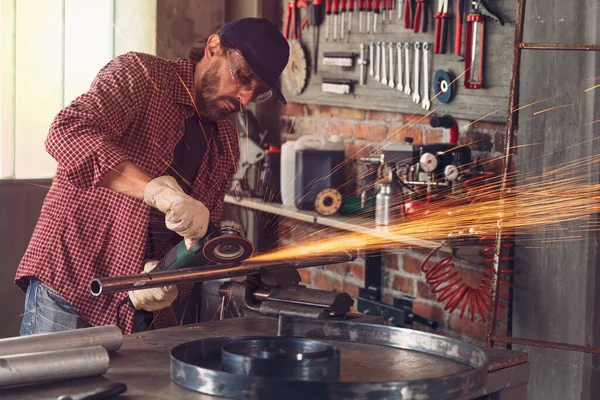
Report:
3,317,529,399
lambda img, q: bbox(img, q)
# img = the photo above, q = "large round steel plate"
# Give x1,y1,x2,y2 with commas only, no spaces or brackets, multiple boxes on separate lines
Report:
170,318,488,399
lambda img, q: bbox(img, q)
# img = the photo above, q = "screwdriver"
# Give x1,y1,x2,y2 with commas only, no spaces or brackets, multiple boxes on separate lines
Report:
373,0,381,33
311,0,325,74
325,0,332,40
340,0,347,40
455,0,464,56
366,0,372,33
398,0,404,20
358,0,365,32
347,0,355,37
333,0,340,41
388,0,394,22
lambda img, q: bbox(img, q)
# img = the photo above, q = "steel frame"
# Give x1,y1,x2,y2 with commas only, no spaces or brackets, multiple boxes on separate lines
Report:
486,0,600,354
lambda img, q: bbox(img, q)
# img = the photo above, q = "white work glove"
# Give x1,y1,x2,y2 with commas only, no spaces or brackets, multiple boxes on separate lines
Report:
128,260,178,312
144,175,209,250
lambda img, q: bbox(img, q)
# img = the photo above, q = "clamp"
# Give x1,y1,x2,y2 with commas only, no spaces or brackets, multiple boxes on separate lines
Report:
464,0,504,89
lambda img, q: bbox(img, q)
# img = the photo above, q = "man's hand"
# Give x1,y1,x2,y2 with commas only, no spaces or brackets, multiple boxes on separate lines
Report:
144,176,209,250
128,260,178,312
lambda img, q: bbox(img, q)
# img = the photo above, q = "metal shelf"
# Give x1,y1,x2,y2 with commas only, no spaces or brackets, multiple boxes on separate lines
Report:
224,195,442,250
224,195,318,224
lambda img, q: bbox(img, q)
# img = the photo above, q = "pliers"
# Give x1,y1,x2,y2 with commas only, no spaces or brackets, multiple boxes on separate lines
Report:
434,0,450,53
403,0,413,29
413,0,430,33
284,0,312,40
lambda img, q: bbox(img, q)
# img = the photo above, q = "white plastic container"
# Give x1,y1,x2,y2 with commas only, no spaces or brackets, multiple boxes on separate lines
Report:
280,140,297,206
281,136,326,206
294,134,345,151
294,134,346,210
325,134,345,151
281,135,345,207
294,135,326,151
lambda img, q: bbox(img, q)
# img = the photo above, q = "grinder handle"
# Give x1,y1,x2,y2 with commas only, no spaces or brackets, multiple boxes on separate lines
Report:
150,238,210,273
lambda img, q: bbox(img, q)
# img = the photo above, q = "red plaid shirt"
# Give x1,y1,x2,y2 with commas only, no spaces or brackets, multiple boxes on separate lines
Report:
15,52,240,334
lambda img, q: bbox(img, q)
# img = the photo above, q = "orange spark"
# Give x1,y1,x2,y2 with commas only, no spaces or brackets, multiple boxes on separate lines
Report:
464,109,502,129
533,104,574,116
584,83,600,93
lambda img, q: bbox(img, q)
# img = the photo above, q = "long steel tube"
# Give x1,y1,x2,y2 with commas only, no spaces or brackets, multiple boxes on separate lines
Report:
520,42,600,51
0,325,123,356
493,336,600,354
91,251,358,296
0,346,109,388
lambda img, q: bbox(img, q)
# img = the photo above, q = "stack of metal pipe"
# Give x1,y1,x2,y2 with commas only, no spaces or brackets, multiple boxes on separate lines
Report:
0,325,123,388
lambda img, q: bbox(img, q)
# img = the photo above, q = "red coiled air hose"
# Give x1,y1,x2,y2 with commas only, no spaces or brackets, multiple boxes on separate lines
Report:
420,236,513,321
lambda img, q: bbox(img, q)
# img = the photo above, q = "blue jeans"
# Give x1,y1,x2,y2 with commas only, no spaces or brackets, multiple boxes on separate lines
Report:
20,278,91,336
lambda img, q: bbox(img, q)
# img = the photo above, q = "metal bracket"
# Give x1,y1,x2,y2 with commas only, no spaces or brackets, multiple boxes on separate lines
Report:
357,249,439,329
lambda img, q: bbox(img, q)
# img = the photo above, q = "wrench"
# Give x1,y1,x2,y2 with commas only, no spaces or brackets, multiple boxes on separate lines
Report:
359,43,367,85
403,42,411,95
375,42,381,82
388,42,395,88
369,42,375,77
381,42,388,86
396,42,403,91
412,42,421,103
422,42,431,110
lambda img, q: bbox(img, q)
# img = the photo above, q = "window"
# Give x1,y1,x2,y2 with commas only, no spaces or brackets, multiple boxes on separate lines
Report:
0,0,156,179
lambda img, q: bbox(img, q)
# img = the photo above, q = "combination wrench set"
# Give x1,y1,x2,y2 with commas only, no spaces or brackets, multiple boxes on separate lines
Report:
358,41,431,110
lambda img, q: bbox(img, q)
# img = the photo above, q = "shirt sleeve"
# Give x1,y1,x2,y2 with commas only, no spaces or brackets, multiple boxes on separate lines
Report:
45,52,155,188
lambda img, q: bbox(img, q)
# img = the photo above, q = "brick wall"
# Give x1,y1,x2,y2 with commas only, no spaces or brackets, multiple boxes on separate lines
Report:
279,102,509,345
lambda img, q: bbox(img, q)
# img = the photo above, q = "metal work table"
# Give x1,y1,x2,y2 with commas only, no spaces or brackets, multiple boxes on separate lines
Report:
3,317,529,399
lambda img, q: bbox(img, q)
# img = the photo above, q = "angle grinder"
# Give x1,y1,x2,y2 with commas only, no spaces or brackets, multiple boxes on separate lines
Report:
150,220,254,272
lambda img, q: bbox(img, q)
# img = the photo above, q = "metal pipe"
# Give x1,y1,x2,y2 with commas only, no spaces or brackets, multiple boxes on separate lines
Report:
520,42,600,51
91,251,358,296
0,325,123,356
492,336,600,354
486,0,526,348
253,286,353,311
0,346,109,388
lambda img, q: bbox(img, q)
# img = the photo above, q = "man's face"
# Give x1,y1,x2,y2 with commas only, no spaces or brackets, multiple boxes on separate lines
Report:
194,58,241,121
194,46,271,120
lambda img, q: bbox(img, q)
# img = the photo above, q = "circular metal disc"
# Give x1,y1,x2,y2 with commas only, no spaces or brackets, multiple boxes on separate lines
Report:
314,188,343,216
221,337,340,380
434,69,456,104
203,235,254,264
282,41,308,96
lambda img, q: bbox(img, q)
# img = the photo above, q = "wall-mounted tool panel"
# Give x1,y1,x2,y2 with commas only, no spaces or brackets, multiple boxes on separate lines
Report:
281,0,515,123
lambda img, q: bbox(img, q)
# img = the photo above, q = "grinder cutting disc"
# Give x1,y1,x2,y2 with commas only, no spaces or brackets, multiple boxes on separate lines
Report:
281,40,308,96
203,220,254,264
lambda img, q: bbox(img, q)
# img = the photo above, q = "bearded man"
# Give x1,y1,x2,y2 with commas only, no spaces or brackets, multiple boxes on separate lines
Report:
15,18,290,335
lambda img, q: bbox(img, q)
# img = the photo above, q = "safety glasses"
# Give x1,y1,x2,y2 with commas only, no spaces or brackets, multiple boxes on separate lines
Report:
226,49,273,104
